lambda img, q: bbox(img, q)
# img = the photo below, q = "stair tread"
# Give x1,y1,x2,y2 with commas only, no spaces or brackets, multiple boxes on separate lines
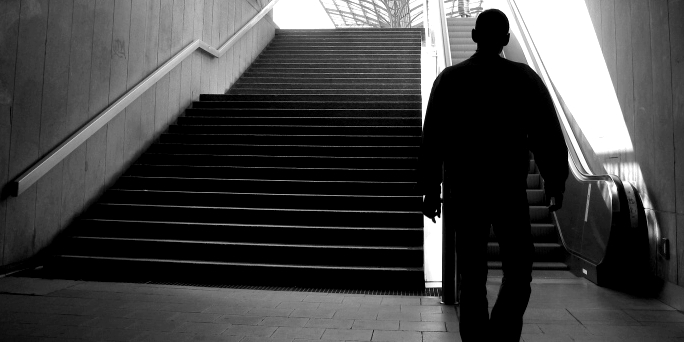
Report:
107,189,419,198
95,202,421,214
154,143,417,147
71,236,423,250
55,255,425,272
79,218,424,231
132,164,415,171
120,176,416,183
144,152,417,159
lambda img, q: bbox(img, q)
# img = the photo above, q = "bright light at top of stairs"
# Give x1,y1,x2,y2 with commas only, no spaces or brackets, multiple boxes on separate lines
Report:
274,0,335,29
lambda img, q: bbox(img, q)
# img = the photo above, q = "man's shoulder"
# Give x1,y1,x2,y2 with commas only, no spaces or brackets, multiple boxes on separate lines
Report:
502,58,540,79
439,59,474,78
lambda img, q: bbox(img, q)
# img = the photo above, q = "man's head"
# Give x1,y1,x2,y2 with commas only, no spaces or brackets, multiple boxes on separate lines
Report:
472,9,510,53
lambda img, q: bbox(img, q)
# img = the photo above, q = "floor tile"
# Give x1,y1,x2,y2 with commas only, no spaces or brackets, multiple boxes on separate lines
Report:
376,311,420,321
624,309,684,322
186,334,243,342
173,322,231,335
567,308,640,325
321,328,373,341
259,316,310,327
371,330,422,341
422,331,462,342
303,294,344,303
271,326,325,339
222,324,277,337
333,308,378,320
172,312,222,323
304,318,354,329
138,331,193,342
276,301,320,310
128,318,186,332
352,319,399,330
290,308,336,319
399,321,446,331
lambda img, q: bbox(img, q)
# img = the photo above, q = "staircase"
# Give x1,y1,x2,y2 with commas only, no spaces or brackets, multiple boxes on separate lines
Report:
448,17,568,271
47,28,426,290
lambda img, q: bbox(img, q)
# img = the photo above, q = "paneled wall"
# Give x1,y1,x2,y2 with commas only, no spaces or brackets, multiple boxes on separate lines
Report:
583,0,684,285
0,0,277,268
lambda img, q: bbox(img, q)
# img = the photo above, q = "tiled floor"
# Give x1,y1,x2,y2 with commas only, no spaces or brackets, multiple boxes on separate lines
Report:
0,274,683,342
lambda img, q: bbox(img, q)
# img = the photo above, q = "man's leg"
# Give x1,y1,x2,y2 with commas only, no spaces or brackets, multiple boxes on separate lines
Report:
455,213,490,341
489,188,534,341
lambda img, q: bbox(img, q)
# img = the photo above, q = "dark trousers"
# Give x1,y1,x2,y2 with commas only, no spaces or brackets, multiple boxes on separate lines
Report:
454,186,534,342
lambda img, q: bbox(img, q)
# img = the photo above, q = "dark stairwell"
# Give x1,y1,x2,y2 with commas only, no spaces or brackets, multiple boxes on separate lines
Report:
44,28,426,290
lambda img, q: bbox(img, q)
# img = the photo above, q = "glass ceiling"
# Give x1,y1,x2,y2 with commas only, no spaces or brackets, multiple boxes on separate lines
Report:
318,0,485,28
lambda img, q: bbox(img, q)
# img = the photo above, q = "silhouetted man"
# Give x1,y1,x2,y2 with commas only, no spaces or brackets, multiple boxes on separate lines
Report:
418,9,568,342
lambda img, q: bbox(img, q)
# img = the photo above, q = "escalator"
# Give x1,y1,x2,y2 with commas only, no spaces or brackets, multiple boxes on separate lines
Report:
446,17,568,272
438,1,650,287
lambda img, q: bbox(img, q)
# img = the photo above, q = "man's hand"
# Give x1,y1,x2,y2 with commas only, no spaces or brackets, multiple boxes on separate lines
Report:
548,194,563,212
422,193,442,223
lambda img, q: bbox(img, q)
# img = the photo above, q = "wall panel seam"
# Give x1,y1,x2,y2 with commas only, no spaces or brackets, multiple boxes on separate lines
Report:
666,0,679,214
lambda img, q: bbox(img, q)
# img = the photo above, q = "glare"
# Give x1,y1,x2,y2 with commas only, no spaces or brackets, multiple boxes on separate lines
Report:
513,1,633,158
273,0,335,29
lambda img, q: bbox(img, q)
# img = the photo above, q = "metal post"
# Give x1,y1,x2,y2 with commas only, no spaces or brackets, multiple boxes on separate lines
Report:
441,166,458,304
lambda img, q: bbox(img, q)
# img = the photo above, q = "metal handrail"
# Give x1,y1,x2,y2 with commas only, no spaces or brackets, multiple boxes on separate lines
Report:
438,0,453,67
9,0,281,197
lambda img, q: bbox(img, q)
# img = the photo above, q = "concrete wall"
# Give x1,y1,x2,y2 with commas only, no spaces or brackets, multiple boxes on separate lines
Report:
583,0,684,286
0,0,277,268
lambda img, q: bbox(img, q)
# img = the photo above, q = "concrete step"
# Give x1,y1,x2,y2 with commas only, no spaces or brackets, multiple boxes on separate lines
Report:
268,42,420,48
136,153,419,169
191,100,421,109
166,124,422,136
198,94,422,103
231,82,420,90
158,133,421,146
84,203,424,229
126,164,418,182
248,61,420,69
265,46,421,52
256,54,421,61
177,116,421,127
183,108,421,118
228,88,420,95
114,176,419,196
100,190,422,213
242,72,421,79
73,219,423,247
245,67,422,74
147,142,420,157
47,256,425,289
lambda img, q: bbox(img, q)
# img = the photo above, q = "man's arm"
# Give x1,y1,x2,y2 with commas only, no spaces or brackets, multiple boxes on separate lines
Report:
525,68,569,209
418,71,448,220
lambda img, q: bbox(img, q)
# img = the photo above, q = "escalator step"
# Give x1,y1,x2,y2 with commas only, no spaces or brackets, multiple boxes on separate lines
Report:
487,261,569,270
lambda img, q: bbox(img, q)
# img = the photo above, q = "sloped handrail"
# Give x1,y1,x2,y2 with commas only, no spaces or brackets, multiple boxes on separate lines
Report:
10,0,280,197
438,0,453,68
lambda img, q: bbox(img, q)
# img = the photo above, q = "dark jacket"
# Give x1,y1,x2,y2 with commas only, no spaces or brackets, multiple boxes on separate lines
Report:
418,52,568,198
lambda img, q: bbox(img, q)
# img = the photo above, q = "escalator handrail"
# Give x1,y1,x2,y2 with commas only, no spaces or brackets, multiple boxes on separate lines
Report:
438,0,453,68
506,0,642,264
